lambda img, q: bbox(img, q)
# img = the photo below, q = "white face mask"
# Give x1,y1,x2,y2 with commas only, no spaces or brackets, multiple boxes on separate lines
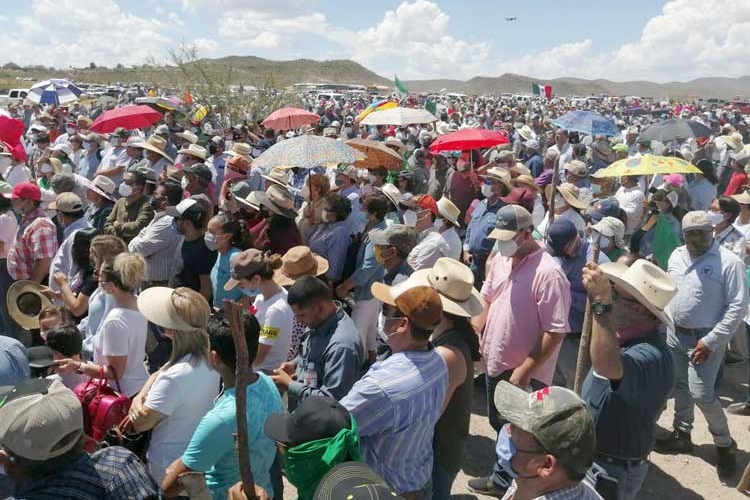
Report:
433,218,444,229
402,209,418,227
708,211,724,225
66,127,76,135
481,183,494,198
591,183,602,194
40,163,53,174
554,194,566,208
497,237,519,257
0,157,10,169
180,176,189,190
118,182,133,197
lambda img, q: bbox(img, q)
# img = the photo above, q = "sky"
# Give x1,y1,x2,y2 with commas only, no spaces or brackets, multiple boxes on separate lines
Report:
0,0,748,83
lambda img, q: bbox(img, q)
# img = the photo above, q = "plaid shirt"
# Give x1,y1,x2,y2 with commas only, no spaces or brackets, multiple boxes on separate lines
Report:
12,446,160,499
7,207,58,280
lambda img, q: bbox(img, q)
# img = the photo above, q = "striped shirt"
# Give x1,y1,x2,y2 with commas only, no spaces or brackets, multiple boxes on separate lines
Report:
128,211,183,282
7,207,58,280
341,348,448,494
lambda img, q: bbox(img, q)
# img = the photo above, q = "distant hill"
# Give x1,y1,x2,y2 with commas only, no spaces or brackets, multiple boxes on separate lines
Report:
0,55,746,99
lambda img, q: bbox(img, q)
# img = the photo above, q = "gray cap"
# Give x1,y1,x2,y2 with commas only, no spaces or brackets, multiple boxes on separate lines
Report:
230,180,253,200
369,224,417,256
494,382,596,475
681,210,715,232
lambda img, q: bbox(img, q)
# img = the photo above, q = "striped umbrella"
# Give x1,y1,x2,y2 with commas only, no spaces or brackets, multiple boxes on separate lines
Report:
28,79,82,105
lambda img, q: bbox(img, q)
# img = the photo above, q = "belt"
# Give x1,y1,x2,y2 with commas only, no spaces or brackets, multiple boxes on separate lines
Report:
595,452,647,468
675,326,712,335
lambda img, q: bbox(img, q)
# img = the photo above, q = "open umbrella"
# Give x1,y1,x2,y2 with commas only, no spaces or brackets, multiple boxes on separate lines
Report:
346,138,403,170
253,135,364,170
90,105,164,134
261,107,320,131
592,154,701,178
28,79,82,105
639,118,712,142
135,96,184,114
360,107,437,126
429,128,509,152
552,110,619,137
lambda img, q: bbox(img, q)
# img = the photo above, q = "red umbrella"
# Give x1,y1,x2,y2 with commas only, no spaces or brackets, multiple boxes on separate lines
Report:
0,116,24,145
90,105,164,134
429,128,510,152
261,107,319,131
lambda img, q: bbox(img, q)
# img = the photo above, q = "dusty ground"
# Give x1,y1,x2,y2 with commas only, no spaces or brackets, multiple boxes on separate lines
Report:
281,360,750,500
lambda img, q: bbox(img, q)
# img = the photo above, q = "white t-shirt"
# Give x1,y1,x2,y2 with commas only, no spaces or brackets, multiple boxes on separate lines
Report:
93,307,149,397
253,289,294,372
144,355,220,482
0,211,18,259
615,185,645,234
439,226,462,260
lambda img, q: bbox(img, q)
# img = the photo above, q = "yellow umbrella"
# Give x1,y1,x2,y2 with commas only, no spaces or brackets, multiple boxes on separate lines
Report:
345,138,403,170
593,154,702,178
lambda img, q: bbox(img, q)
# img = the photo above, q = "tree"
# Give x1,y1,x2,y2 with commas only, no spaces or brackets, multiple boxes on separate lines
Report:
89,62,97,69
2,62,20,70
115,63,125,70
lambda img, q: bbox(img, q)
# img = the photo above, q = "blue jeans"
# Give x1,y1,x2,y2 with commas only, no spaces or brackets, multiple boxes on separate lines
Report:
586,458,649,500
431,460,456,500
668,329,733,446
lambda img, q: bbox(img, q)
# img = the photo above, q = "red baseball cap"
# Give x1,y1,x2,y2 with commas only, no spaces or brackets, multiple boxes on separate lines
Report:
413,194,438,215
4,182,42,201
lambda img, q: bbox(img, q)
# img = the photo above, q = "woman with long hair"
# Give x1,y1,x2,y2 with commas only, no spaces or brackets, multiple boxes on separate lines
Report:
129,286,220,484
47,227,100,318
206,212,249,310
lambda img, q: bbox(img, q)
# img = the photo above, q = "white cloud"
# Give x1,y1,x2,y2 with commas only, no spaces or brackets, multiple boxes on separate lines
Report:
180,0,312,14
216,10,328,50
191,37,220,54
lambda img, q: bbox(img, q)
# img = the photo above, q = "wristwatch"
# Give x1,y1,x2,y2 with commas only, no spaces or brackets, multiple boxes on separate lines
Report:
592,302,612,316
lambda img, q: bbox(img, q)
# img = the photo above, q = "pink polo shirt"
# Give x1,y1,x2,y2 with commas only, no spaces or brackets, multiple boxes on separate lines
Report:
480,246,571,384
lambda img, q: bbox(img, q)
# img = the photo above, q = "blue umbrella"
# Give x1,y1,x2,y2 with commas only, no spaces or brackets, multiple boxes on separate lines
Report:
28,79,82,105
552,110,619,137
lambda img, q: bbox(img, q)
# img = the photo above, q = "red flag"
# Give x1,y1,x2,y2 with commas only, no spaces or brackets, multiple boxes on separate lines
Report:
543,85,553,99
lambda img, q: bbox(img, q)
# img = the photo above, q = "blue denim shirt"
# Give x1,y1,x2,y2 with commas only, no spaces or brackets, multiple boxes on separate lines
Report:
464,198,504,256
350,221,386,300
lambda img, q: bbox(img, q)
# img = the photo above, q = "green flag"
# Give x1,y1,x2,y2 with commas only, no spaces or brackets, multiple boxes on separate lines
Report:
532,82,541,96
394,74,408,96
425,99,437,115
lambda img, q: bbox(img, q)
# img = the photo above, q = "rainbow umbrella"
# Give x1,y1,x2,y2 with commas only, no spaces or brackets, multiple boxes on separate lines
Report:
357,99,398,122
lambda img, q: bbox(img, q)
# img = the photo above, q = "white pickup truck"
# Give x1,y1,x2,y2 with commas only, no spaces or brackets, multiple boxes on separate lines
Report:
0,88,30,107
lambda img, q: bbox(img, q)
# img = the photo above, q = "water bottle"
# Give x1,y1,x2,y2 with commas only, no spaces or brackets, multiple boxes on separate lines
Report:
303,362,318,387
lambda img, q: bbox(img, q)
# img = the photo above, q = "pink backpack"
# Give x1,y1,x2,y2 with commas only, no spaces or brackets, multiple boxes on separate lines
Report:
73,366,131,451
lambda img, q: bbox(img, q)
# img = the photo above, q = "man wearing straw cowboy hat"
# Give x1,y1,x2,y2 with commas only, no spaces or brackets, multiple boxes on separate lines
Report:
580,259,677,499
136,134,174,178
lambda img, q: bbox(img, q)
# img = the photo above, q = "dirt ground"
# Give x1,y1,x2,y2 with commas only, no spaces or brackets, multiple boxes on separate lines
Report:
281,360,750,500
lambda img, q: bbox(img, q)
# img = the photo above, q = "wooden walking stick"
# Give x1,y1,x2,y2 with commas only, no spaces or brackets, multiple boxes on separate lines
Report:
226,300,257,500
738,458,750,493
573,236,600,395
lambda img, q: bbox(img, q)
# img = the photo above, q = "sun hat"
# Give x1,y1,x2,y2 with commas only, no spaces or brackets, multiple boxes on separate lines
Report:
500,187,535,213
410,258,484,317
226,142,251,161
371,278,443,331
84,175,117,202
336,165,358,180
230,181,253,201
323,127,337,138
384,137,406,154
273,246,330,287
178,143,207,161
48,192,83,213
248,184,298,219
479,166,512,191
111,127,129,139
262,166,291,188
565,160,589,178
493,382,596,476
368,224,418,256
511,174,541,193
488,204,533,241
7,280,54,330
183,163,212,183
556,182,588,210
436,197,460,227
435,122,450,135
509,162,531,177
264,396,351,447
314,462,404,500
175,130,198,144
0,379,84,461
49,143,71,156
237,191,262,211
379,183,402,209
224,249,266,291
490,150,515,164
681,210,715,232
517,125,536,142
138,135,174,163
3,182,41,201
599,259,677,328
723,133,744,152
591,216,626,248
137,286,208,331
732,191,750,205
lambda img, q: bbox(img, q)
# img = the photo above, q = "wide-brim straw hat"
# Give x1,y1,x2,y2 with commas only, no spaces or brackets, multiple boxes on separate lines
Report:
600,260,676,330
248,184,297,219
479,167,512,191
138,135,174,163
556,182,588,210
137,287,201,331
178,144,207,161
410,258,484,317
517,125,536,142
379,183,402,209
261,166,291,188
273,246,330,287
7,280,53,330
511,174,541,193
436,197,460,227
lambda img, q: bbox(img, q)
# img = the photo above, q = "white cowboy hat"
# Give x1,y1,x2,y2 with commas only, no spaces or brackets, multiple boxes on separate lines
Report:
7,280,53,330
226,142,252,161
436,197,460,227
600,260,677,329
517,125,536,142
175,130,198,144
379,183,402,209
178,144,207,161
435,122,450,135
479,167,512,191
410,258,484,317
261,166,291,188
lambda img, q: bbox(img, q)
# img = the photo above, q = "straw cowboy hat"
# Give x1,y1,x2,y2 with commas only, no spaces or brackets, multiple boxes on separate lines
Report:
479,167,513,191
511,174,541,193
175,130,198,144
435,122,450,135
226,142,252,161
137,287,205,331
384,137,406,154
262,166,291,188
410,258,484,317
247,184,297,219
138,135,174,163
732,191,750,205
7,281,53,330
723,132,744,152
517,125,537,142
555,182,588,210
273,246,330,287
436,197,461,227
600,260,677,329
379,183,402,209
178,144,207,161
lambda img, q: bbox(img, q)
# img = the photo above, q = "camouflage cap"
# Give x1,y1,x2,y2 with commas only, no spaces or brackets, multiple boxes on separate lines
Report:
494,382,596,475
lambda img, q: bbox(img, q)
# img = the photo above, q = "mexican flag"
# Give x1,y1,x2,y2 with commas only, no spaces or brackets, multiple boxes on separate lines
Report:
394,74,408,96
532,82,553,99
424,99,437,115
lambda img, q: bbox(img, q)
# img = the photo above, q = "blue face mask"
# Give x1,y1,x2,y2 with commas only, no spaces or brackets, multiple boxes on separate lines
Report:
496,424,541,479
240,286,261,297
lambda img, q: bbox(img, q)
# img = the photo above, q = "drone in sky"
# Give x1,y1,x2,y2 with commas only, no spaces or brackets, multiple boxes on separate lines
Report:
505,17,517,21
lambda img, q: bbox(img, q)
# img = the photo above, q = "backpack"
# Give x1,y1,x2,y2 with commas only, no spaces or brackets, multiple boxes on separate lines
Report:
73,366,131,451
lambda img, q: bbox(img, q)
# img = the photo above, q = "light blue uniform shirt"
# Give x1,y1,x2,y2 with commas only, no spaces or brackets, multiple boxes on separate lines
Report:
211,247,243,308
182,373,283,500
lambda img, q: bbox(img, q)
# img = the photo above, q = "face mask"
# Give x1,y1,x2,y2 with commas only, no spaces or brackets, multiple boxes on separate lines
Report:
241,286,261,297
109,137,120,147
150,197,163,212
83,142,92,151
321,209,330,222
708,211,724,225
118,182,133,197
40,163,53,174
66,127,76,135
204,232,219,251
433,218,444,230
481,183,494,198
591,183,602,194
180,176,189,190
0,157,11,169
497,236,519,257
334,178,344,187
496,424,540,479
554,194,566,208
402,209,417,227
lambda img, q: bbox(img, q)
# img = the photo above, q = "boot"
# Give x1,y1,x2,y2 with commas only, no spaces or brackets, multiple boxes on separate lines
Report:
654,429,694,454
727,402,750,416
717,439,737,476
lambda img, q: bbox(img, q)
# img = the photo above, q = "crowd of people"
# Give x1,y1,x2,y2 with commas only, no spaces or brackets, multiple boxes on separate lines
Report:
0,91,750,500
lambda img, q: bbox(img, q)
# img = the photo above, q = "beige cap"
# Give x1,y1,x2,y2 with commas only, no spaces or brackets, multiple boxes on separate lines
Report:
48,192,83,213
